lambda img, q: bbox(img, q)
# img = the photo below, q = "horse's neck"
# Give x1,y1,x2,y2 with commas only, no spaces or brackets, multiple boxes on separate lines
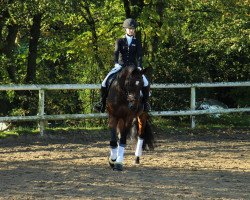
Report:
112,79,125,93
108,78,126,101
114,66,133,92
116,72,127,90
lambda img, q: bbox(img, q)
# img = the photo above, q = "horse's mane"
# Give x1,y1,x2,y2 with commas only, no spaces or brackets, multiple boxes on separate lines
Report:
117,66,141,85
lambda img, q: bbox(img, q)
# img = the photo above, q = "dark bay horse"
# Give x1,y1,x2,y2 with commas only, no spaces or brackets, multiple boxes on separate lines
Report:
106,65,154,171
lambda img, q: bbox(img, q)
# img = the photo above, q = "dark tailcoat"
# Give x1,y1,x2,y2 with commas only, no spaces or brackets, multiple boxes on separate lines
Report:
114,36,142,68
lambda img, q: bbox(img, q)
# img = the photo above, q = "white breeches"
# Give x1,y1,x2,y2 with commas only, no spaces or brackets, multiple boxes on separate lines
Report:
142,74,149,87
102,65,149,87
102,65,122,87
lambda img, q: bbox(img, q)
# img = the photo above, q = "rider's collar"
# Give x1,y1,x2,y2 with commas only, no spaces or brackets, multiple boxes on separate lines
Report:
126,34,133,46
125,34,136,39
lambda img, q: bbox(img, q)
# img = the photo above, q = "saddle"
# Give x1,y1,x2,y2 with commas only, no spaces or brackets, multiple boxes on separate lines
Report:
105,70,120,91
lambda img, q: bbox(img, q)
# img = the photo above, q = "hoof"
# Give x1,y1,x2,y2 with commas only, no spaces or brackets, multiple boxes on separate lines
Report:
113,163,123,171
108,157,116,169
134,157,140,164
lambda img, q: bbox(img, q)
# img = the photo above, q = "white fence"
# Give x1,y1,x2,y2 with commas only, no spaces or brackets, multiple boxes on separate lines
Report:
0,81,249,135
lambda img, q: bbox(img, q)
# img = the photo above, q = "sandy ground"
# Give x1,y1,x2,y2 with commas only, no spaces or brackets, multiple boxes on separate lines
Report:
0,127,249,200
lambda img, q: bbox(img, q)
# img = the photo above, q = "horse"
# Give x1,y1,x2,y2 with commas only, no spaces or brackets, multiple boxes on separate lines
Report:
106,65,154,171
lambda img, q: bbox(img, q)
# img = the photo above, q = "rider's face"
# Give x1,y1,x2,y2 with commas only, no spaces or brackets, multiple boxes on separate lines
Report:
126,28,135,36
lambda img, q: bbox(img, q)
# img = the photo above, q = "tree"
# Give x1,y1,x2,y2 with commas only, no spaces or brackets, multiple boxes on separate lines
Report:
26,13,42,83
0,0,249,118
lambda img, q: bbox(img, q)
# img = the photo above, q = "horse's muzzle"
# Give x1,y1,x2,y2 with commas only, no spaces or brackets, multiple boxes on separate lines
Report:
127,94,139,111
128,102,138,111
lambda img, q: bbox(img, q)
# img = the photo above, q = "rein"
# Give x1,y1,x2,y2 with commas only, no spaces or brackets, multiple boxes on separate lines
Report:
111,65,143,105
117,79,129,101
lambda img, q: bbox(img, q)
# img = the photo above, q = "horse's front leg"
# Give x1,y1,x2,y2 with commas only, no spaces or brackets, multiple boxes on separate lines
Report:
113,138,126,171
113,119,128,171
108,128,118,168
108,116,118,169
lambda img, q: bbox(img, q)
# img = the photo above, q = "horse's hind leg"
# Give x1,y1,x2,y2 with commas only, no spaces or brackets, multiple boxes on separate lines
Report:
113,121,128,171
135,137,144,164
109,128,117,168
134,114,147,164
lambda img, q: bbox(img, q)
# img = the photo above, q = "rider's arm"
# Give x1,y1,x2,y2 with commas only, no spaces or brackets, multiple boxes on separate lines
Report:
114,39,120,65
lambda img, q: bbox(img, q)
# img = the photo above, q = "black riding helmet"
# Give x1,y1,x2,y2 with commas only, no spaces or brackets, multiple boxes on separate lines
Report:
123,18,138,29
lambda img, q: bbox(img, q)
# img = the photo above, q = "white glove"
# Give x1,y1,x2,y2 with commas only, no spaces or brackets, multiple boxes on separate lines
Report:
115,63,122,69
137,67,142,71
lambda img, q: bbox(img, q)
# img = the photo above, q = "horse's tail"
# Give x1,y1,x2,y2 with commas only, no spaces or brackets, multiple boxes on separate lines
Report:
142,116,154,151
130,114,154,150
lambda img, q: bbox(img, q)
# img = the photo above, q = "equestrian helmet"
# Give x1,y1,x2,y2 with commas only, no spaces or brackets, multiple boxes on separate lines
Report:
123,18,137,29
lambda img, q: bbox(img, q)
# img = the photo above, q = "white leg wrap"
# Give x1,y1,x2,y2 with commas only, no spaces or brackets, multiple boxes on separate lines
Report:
110,147,117,160
116,145,125,163
135,138,144,157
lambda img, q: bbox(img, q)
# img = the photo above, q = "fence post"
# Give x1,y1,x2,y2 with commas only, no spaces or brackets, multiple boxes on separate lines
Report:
38,89,45,136
190,87,196,128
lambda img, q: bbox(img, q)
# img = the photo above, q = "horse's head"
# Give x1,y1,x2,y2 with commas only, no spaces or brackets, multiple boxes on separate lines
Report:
118,66,151,112
125,67,143,111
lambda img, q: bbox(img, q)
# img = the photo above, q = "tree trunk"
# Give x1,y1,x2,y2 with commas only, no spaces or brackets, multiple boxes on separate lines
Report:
0,2,18,82
122,0,144,19
151,1,164,62
0,0,14,42
123,0,131,18
1,22,18,82
25,13,42,83
83,4,104,70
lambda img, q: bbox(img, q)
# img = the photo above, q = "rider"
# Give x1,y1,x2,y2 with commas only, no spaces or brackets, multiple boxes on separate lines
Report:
95,18,151,113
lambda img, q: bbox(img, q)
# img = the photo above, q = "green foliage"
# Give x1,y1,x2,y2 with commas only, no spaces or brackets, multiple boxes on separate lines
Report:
195,113,250,128
0,55,11,83
0,0,249,121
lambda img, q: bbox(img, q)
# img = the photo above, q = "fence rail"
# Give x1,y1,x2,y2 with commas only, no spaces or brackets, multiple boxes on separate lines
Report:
0,81,249,135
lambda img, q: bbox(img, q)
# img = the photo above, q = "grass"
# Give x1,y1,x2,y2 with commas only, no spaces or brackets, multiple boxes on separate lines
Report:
151,113,250,129
0,113,249,139
0,119,109,139
0,127,38,139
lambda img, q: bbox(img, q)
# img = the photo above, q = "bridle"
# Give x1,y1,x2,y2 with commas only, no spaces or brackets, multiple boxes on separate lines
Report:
116,66,143,107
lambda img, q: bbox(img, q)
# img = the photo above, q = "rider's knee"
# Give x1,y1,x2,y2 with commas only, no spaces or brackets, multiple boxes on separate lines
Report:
142,75,149,87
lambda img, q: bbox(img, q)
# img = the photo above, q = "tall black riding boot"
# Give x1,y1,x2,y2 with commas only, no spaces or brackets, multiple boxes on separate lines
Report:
94,86,108,113
142,86,151,112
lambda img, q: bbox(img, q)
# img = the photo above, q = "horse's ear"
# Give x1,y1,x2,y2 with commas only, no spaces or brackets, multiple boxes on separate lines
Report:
141,67,153,78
